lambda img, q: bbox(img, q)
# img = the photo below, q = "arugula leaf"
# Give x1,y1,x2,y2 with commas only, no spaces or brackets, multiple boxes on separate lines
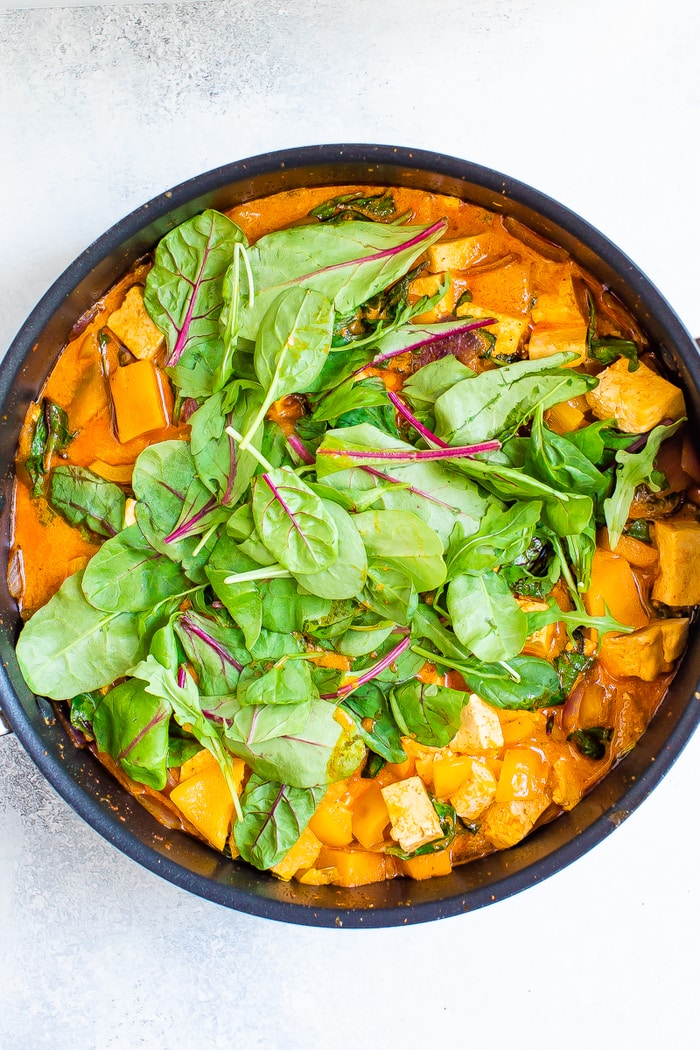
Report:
555,650,594,694
93,679,170,790
434,353,597,445
604,419,683,548
525,405,610,502
446,501,542,578
16,571,146,700
234,775,325,870
48,465,126,538
589,337,639,371
411,644,564,710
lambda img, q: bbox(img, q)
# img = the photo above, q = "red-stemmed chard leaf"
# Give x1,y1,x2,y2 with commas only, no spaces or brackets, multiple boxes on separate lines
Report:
321,633,411,700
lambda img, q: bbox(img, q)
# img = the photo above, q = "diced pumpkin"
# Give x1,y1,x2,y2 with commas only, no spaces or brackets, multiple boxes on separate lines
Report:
88,459,134,485
585,358,686,434
296,865,341,886
584,549,649,630
431,753,475,799
544,398,587,434
651,519,700,606
271,826,323,881
499,710,541,745
170,760,242,851
400,850,453,880
598,527,659,569
308,793,354,848
109,358,172,443
495,748,550,802
179,747,218,782
351,781,391,849
317,846,396,887
455,300,526,357
516,597,568,661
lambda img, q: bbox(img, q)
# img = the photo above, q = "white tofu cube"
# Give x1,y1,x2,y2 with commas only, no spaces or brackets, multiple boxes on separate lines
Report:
450,694,504,752
450,759,497,822
455,301,527,358
585,358,686,433
380,776,444,854
107,285,165,361
528,322,588,366
426,233,492,273
531,274,583,325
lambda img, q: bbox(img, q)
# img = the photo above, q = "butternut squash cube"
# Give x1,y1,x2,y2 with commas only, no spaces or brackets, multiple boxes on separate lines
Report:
170,761,238,852
425,233,491,273
317,846,395,887
495,748,550,802
107,285,165,360
380,776,443,854
584,549,649,630
651,519,700,606
271,826,323,881
400,850,453,880
351,781,391,849
544,398,587,434
110,358,171,443
600,618,689,681
585,358,686,434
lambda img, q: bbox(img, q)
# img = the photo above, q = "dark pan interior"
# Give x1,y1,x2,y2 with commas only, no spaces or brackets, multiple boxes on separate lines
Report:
1,144,698,927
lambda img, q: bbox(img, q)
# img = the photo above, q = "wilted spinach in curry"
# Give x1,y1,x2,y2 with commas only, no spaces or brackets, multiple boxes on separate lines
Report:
9,183,700,886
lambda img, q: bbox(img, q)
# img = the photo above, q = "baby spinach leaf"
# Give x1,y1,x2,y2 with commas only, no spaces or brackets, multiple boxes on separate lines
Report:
411,644,564,710
434,353,597,445
564,419,635,467
234,775,325,870
69,691,98,738
205,535,263,649
143,209,247,395
589,336,639,371
257,576,331,633
402,355,476,412
16,572,146,700
236,219,447,341
237,658,318,707
363,564,418,626
189,380,265,508
26,399,76,497
340,683,406,764
239,287,334,446
81,524,189,612
353,509,446,592
447,570,528,662
252,466,339,575
293,499,368,600
568,726,613,760
604,419,683,548
49,465,125,538
310,190,397,223
390,680,466,747
224,696,365,787
525,406,610,502
311,376,390,424
92,679,170,790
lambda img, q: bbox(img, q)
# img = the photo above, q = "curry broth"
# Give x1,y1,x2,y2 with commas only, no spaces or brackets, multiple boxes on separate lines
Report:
10,185,698,887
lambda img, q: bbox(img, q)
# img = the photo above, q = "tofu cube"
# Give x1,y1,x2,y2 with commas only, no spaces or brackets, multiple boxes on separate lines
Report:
600,617,689,680
531,274,583,325
449,759,497,822
425,233,491,273
652,519,700,605
107,285,165,360
585,358,686,433
528,322,588,366
380,776,444,854
450,694,504,752
455,301,527,358
408,272,457,323
481,797,550,850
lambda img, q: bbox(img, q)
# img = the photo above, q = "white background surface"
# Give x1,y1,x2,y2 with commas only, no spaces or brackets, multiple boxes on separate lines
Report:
1,2,698,1047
